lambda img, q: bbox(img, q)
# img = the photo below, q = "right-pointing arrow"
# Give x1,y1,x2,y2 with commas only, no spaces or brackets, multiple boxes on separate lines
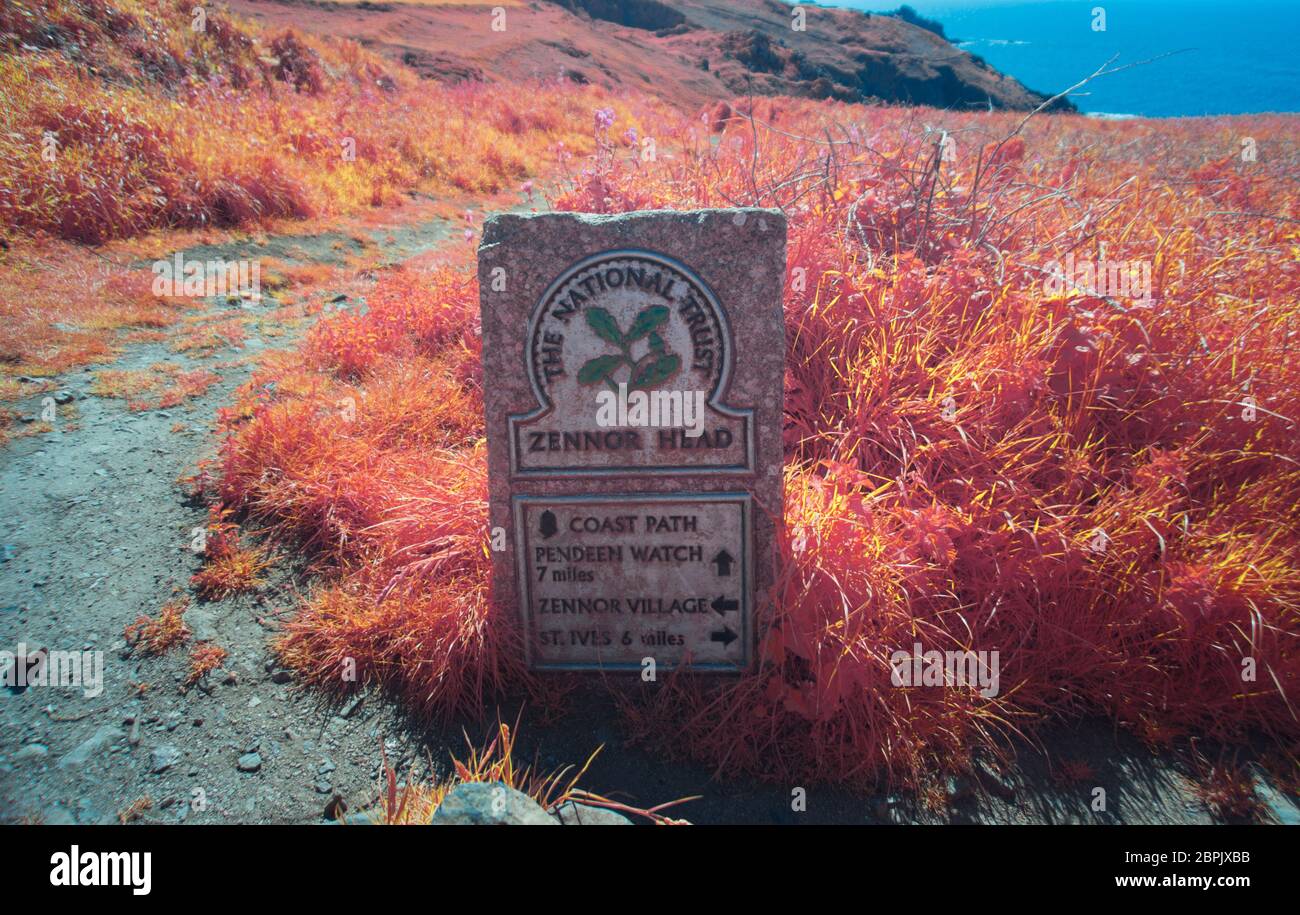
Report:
710,626,738,647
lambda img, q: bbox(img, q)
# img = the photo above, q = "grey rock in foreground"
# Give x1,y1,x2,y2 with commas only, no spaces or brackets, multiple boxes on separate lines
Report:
150,745,181,774
552,801,633,826
58,725,120,768
429,782,557,826
13,744,49,763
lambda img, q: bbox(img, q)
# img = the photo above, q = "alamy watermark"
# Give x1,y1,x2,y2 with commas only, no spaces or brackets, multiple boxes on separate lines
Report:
50,846,150,895
1,644,104,698
595,382,706,438
889,643,1001,698
152,253,261,301
1042,250,1152,303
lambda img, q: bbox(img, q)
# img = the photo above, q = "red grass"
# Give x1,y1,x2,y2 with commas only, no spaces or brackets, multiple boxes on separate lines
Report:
125,597,191,655
1,0,625,377
0,241,190,376
369,720,692,825
609,104,1300,785
184,643,229,690
0,0,621,244
191,510,271,599
207,97,1300,790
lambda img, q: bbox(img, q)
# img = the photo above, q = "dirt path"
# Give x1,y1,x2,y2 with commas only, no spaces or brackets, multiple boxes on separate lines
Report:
3,209,1297,826
0,215,464,825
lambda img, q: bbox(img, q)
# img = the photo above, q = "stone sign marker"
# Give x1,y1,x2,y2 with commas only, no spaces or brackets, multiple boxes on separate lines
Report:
479,209,786,672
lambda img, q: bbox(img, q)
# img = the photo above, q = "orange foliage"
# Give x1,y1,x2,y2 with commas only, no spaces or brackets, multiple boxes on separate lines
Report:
1,0,626,376
184,642,229,689
191,509,271,599
370,721,690,825
210,96,1300,789
0,0,618,244
125,597,191,655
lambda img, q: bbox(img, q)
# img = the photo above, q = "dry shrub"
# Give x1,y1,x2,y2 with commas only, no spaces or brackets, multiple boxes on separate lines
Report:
0,1,618,244
570,102,1300,785
125,597,191,655
117,796,153,825
191,512,271,600
0,242,187,377
1191,757,1268,821
1,1,626,376
184,643,228,690
369,721,690,825
211,93,1300,787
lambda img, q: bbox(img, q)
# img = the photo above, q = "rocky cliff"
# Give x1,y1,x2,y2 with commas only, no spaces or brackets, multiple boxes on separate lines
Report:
228,0,1070,111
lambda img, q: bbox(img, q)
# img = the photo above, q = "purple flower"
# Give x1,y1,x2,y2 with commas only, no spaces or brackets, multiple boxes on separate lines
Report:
594,107,616,131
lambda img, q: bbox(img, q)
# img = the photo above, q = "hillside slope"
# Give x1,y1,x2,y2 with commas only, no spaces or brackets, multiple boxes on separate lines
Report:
227,0,1069,111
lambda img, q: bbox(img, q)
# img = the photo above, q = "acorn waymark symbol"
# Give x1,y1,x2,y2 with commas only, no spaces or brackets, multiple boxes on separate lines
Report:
539,510,558,540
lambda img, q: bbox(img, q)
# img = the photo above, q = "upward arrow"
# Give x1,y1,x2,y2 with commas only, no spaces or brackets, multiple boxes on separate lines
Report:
711,549,734,576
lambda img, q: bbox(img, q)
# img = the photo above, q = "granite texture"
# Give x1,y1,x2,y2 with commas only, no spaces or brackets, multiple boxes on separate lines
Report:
478,208,786,672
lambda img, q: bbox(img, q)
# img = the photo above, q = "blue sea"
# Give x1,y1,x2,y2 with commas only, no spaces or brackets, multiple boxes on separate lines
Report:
839,0,1300,117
